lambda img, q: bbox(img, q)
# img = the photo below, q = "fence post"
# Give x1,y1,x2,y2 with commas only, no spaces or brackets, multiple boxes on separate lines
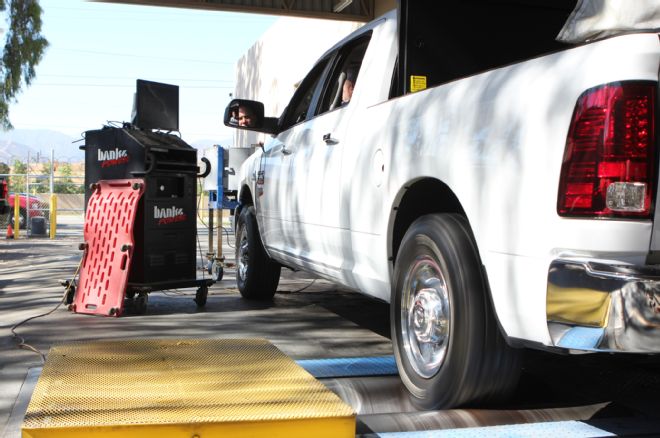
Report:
50,149,56,239
50,194,57,239
13,194,19,239
26,152,30,234
50,149,55,194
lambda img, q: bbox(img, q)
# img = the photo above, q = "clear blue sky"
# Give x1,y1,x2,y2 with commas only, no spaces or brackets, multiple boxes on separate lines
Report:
6,0,276,144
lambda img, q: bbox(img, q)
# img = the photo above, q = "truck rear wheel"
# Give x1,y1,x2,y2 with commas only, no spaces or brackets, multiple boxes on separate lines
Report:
236,205,280,300
391,213,521,409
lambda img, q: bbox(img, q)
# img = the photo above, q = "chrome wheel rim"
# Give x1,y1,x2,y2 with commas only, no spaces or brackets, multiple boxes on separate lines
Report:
401,255,450,378
238,231,249,281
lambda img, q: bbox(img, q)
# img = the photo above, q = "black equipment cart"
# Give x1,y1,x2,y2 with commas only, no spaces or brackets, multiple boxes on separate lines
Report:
80,126,213,313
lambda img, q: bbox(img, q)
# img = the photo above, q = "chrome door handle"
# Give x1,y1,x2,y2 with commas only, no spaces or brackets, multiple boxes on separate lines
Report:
323,133,339,145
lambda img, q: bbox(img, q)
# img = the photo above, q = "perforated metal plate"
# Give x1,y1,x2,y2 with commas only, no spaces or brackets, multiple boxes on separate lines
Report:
22,339,355,438
74,179,144,317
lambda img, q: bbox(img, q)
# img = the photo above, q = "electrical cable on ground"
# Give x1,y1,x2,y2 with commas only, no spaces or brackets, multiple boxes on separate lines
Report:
196,231,206,279
161,289,188,297
222,226,235,249
196,180,236,252
196,180,224,230
11,255,84,364
286,279,317,294
196,181,234,233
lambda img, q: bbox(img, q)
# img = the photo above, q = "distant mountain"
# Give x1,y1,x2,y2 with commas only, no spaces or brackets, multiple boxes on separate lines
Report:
0,129,83,164
0,130,233,165
0,139,34,165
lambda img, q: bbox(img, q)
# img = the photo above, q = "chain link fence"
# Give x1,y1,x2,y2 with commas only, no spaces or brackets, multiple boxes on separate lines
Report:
1,163,85,236
1,157,238,237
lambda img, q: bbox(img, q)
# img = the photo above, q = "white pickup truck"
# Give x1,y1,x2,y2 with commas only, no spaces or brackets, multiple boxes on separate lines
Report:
224,0,660,409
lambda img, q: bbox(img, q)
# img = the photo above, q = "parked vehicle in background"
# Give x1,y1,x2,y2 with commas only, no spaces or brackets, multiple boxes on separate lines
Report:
0,177,8,216
8,193,48,229
226,1,660,410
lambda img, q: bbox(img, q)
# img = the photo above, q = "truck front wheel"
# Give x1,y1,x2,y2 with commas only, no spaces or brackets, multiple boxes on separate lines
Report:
391,213,521,409
235,205,280,300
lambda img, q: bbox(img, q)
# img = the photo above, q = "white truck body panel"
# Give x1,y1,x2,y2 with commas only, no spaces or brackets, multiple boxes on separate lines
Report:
239,10,659,349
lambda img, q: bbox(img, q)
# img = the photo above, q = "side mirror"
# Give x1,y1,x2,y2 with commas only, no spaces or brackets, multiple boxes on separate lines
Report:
223,99,278,134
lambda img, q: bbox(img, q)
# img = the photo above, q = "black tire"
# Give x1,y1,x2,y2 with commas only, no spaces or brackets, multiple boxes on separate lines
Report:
134,292,148,315
195,286,208,307
207,260,224,281
235,205,280,300
214,263,224,281
391,213,521,409
10,208,27,229
65,285,76,305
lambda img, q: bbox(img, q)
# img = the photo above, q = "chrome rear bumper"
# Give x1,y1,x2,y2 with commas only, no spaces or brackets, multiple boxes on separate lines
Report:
547,259,660,353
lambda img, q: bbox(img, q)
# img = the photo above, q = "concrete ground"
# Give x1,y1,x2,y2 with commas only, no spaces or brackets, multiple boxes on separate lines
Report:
1,215,393,437
4,216,660,437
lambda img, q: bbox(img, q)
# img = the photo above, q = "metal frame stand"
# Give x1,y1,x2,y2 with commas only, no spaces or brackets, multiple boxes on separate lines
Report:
206,190,237,281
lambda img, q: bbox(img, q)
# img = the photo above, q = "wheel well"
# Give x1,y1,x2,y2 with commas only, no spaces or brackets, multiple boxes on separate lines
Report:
236,184,254,220
391,179,514,348
391,179,466,263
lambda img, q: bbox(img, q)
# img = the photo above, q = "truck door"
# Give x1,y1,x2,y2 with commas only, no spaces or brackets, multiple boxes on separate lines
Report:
257,57,332,257
287,35,372,274
260,34,372,277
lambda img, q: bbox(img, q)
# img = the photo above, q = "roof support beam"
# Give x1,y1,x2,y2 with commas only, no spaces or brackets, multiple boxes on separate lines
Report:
93,0,375,22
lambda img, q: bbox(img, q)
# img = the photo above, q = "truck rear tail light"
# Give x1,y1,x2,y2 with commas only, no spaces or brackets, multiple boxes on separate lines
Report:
558,81,656,218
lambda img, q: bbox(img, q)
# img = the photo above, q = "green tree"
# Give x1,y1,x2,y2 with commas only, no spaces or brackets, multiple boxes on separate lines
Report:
33,159,51,193
0,0,48,130
0,161,9,174
39,160,49,175
54,162,82,194
9,158,26,192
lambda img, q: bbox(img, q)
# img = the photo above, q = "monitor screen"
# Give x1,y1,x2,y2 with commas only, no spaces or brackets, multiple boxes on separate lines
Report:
132,79,179,131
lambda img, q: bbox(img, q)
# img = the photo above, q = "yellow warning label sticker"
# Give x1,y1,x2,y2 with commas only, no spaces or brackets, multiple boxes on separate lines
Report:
410,75,427,93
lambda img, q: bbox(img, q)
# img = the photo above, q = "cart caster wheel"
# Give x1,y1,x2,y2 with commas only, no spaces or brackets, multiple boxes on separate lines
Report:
207,260,214,275
195,286,208,307
212,261,224,281
65,285,76,305
134,292,148,314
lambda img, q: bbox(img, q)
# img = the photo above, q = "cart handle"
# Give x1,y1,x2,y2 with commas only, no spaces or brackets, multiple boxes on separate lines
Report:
198,157,211,178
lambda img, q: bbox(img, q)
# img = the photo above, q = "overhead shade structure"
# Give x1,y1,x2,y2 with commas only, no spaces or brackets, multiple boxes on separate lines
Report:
557,0,660,43
92,0,377,22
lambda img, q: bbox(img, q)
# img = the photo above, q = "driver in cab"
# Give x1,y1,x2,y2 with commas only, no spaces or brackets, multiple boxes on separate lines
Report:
237,105,255,127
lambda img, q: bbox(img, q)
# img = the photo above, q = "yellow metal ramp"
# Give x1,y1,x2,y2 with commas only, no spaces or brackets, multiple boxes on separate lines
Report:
22,338,355,438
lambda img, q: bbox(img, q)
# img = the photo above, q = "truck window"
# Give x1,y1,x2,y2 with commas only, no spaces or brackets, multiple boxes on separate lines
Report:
280,58,331,130
318,33,372,114
397,1,573,95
